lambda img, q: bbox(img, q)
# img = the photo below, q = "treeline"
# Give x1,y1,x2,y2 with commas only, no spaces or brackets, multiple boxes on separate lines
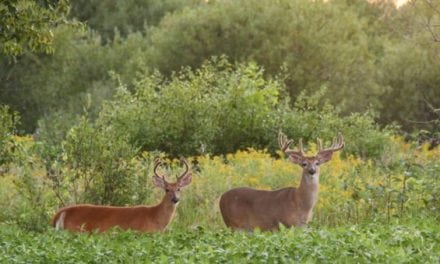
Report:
0,0,439,144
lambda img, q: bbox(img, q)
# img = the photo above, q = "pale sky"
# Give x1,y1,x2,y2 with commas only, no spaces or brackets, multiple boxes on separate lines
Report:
395,0,409,7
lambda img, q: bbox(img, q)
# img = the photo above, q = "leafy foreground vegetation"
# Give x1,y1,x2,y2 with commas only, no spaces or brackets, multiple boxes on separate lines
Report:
1,220,439,263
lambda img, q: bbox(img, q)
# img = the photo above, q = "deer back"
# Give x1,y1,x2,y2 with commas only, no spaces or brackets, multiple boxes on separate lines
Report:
52,159,192,233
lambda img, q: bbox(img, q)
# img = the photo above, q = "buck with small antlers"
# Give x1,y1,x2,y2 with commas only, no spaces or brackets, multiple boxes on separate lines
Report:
219,132,344,231
51,159,192,233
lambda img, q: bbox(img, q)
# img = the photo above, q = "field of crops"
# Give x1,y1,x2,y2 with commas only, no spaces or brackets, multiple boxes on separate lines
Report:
1,219,439,263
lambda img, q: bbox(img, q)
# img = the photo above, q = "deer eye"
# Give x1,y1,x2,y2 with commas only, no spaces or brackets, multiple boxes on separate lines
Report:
177,188,181,191
165,189,169,192
301,162,307,167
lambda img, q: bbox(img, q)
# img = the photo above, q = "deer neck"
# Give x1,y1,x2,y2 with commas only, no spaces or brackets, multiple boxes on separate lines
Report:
295,171,320,211
154,196,177,227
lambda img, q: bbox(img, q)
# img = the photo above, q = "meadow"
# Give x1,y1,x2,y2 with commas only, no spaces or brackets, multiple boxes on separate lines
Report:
0,135,439,263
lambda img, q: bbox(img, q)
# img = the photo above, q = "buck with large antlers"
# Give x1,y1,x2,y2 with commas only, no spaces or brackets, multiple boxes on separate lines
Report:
51,159,192,232
219,132,344,231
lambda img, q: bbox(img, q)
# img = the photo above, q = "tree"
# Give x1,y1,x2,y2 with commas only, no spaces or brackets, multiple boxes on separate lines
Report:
0,25,149,132
414,0,440,42
69,0,199,42
377,0,440,133
0,0,72,56
147,0,385,113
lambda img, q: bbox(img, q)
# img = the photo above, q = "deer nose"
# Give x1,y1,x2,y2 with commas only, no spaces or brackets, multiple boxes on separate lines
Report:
308,169,316,175
171,197,180,204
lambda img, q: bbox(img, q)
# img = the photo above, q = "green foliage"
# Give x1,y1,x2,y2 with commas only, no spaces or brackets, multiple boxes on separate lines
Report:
99,58,284,156
1,0,438,137
0,25,148,131
51,114,150,205
60,115,147,205
0,105,19,166
0,0,74,56
0,59,402,232
0,220,439,263
0,127,55,231
378,19,440,133
11,151,53,232
69,0,199,41
280,88,395,159
404,0,440,42
98,58,393,158
147,0,383,113
1,115,152,230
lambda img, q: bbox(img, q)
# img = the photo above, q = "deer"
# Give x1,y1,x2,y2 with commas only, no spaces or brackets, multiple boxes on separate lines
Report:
219,131,344,231
51,158,192,233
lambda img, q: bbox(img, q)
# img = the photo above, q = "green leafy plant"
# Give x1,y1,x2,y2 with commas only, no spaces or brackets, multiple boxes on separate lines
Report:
0,105,19,167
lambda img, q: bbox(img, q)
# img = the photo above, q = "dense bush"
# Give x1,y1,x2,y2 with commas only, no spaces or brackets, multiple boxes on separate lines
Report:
98,58,283,156
97,58,393,158
59,115,149,205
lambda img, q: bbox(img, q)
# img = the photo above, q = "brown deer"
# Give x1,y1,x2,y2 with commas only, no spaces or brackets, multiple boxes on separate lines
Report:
51,159,192,233
219,131,344,231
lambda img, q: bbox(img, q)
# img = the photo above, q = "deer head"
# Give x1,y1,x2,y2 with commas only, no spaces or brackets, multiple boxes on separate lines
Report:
153,158,192,204
278,131,344,177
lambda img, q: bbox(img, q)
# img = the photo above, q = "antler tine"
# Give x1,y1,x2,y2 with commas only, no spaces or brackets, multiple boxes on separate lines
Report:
298,138,305,156
331,133,344,150
278,131,292,152
278,131,305,156
317,138,323,152
153,158,166,179
178,158,190,180
318,133,345,154
337,132,345,149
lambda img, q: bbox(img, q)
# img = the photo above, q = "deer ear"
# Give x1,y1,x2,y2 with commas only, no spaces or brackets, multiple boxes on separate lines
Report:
317,151,333,164
178,173,192,188
153,175,166,189
288,153,303,165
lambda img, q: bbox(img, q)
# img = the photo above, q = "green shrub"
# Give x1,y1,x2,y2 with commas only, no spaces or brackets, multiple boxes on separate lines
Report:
98,58,394,159
59,115,150,205
0,105,19,167
99,58,285,156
